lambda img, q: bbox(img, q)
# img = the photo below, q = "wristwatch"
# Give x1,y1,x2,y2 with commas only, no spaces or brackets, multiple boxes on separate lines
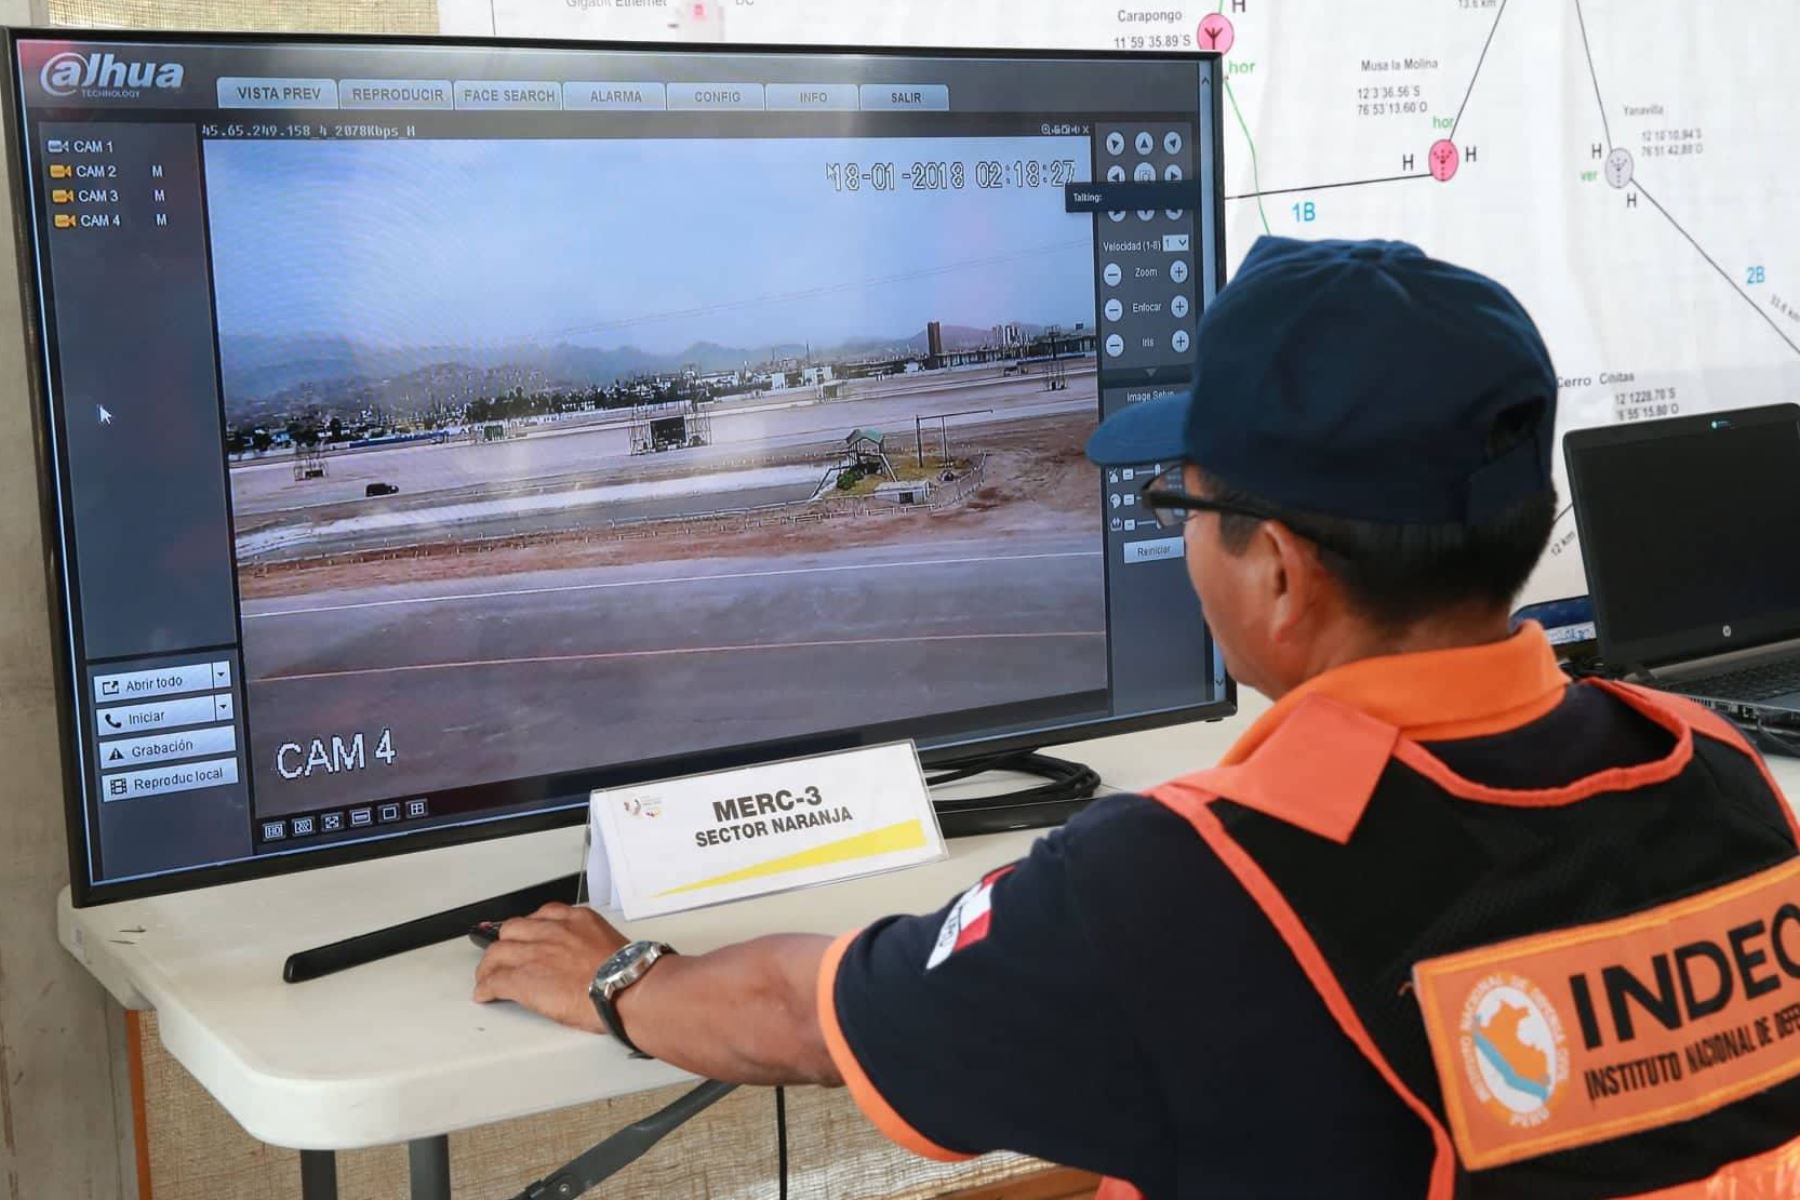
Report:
588,940,675,1058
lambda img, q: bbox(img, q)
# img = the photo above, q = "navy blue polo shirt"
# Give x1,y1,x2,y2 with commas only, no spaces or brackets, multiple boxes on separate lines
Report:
817,634,1683,1196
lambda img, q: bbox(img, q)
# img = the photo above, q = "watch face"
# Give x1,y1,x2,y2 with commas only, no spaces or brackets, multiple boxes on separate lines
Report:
600,940,661,990
606,942,644,977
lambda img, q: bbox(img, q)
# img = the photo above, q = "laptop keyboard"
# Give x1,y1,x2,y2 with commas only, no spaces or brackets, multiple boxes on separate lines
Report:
1679,659,1800,702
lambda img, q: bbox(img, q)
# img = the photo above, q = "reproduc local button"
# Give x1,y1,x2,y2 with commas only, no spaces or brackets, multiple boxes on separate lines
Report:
100,757,238,802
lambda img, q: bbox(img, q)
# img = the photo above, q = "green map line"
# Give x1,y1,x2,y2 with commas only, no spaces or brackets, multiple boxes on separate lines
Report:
1212,1,1269,235
1224,79,1271,236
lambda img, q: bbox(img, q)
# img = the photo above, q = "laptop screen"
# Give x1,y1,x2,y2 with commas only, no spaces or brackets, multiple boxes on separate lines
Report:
1568,407,1800,669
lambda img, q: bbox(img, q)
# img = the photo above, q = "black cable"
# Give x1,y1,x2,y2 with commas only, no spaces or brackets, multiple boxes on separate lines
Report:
929,752,1096,810
923,752,1015,787
928,751,1103,838
775,1086,789,1200
1752,718,1800,759
1714,709,1800,759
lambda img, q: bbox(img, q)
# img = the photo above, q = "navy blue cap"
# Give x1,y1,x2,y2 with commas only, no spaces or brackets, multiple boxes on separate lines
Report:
1086,236,1558,525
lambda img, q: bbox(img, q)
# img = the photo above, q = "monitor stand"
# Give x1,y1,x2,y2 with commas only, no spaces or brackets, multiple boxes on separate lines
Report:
282,750,1099,984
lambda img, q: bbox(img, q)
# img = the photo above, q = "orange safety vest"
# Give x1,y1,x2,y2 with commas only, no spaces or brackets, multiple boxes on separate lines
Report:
1099,677,1800,1200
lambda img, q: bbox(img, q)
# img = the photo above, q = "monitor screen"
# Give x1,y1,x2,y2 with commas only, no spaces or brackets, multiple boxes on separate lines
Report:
1567,408,1800,668
8,32,1230,903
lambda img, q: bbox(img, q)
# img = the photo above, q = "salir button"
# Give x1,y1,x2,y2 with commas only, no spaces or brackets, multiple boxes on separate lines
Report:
858,84,949,111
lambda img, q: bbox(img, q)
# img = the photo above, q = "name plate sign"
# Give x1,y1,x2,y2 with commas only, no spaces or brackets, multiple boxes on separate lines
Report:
590,742,945,919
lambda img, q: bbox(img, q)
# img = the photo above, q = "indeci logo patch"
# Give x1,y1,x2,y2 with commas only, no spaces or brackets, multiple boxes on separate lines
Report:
1413,858,1800,1170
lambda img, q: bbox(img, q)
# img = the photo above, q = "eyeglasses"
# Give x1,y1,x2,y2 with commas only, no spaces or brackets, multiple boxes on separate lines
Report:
1136,466,1361,559
1137,464,1291,530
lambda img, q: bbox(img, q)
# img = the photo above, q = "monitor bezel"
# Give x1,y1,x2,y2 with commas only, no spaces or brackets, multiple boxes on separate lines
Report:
1562,401,1800,674
4,27,1234,906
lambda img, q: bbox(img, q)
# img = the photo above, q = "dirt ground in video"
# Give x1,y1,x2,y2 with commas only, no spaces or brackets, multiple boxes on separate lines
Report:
238,412,1096,601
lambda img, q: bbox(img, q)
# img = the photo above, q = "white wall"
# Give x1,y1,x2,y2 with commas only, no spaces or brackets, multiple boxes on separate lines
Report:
0,4,140,1197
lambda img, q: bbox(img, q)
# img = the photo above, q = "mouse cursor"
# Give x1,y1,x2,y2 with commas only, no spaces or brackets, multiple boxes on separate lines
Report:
97,405,113,425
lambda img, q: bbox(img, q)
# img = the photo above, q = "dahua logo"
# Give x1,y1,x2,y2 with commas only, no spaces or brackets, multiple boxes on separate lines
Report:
39,51,184,98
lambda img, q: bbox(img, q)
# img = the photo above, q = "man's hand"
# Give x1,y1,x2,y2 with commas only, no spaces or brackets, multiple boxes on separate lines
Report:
473,907,839,1084
472,902,627,1035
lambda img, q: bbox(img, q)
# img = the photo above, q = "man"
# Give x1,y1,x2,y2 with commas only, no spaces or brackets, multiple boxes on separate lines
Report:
476,238,1800,1197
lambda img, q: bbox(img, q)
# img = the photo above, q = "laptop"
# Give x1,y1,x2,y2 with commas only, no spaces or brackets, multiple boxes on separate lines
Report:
1564,402,1800,723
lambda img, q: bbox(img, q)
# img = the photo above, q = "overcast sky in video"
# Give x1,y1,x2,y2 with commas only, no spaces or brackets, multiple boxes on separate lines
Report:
206,135,1095,352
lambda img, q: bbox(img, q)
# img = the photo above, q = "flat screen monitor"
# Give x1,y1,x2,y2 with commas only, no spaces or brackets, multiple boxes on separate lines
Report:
1564,404,1800,671
6,31,1231,904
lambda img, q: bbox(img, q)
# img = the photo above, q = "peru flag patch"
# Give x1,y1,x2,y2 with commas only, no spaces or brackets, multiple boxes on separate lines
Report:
926,865,1015,970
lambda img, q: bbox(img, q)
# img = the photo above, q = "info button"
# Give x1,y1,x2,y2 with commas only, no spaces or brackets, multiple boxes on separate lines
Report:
766,83,858,112
1123,536,1186,565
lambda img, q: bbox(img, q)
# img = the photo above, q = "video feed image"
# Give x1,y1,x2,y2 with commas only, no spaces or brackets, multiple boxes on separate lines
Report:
206,136,1103,816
